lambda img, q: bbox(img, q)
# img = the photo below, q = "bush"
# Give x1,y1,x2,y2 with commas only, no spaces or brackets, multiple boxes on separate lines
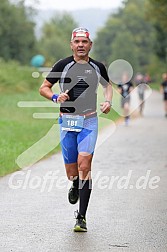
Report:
0,59,42,93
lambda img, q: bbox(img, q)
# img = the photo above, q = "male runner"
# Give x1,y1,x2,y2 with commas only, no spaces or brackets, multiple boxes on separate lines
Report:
134,73,146,115
39,27,112,232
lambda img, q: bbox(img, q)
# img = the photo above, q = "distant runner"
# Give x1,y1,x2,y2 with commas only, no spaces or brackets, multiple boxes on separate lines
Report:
118,76,133,126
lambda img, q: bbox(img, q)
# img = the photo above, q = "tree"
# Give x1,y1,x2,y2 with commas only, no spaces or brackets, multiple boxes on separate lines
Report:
93,17,123,64
93,0,155,72
0,0,37,64
147,0,167,31
146,0,167,62
38,13,78,64
109,31,139,72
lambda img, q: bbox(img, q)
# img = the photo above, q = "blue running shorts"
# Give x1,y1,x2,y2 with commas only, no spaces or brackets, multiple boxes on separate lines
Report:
59,116,98,164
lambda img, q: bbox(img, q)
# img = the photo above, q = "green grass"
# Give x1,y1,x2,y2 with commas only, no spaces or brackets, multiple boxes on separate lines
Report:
0,59,39,93
149,82,160,91
0,90,61,176
0,61,121,177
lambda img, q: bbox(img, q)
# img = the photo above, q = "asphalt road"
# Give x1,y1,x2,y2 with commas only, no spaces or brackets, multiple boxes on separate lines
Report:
0,90,167,252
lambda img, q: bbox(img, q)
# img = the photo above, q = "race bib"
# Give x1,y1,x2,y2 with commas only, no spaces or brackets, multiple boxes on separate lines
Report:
61,115,84,132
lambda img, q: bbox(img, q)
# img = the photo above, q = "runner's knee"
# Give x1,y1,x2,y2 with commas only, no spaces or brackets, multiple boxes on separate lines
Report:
65,163,78,180
78,155,92,178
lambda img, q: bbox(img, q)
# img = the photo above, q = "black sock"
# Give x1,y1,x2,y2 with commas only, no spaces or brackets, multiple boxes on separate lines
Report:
79,179,92,219
73,176,79,188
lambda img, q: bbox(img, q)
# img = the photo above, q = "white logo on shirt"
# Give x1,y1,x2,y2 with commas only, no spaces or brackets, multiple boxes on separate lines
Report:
85,70,92,74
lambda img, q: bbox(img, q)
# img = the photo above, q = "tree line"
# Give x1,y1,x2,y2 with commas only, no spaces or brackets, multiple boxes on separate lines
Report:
0,0,36,64
0,0,167,76
93,0,167,76
0,0,77,64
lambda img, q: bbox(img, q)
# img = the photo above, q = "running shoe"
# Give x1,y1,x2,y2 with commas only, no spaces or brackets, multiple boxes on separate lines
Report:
73,211,87,232
68,184,79,204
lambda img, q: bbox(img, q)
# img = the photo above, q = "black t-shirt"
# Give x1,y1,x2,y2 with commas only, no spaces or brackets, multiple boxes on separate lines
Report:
46,56,109,114
118,82,133,98
161,81,167,93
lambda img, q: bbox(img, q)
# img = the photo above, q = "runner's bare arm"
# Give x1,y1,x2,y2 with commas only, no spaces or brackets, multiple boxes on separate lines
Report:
103,82,113,102
39,79,54,100
39,79,69,102
100,82,113,114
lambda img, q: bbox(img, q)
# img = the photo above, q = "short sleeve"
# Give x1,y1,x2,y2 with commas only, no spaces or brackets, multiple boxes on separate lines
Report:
99,63,110,87
46,60,63,85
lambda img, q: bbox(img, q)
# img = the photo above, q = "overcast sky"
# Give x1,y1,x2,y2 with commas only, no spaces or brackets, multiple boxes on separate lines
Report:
25,0,123,10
